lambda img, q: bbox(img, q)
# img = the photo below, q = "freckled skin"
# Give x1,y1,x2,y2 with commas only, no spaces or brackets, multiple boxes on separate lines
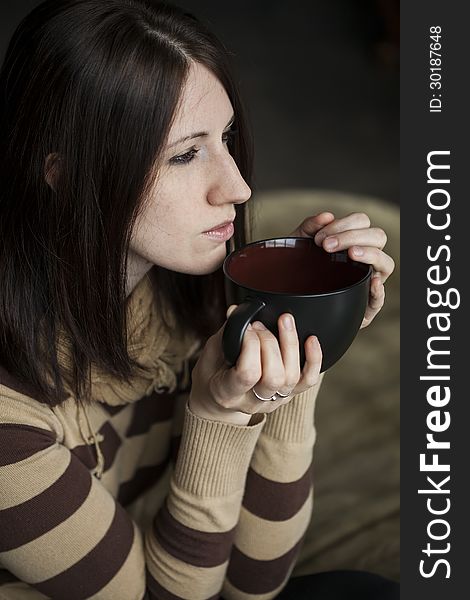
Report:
126,62,251,296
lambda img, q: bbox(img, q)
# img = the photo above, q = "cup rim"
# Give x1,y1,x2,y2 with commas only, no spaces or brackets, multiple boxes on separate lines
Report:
223,236,373,297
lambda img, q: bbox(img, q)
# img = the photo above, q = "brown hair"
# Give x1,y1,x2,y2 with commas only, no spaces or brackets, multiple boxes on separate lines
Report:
0,0,254,406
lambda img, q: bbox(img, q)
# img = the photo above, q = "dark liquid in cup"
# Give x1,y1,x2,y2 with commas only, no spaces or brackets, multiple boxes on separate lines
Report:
227,241,368,295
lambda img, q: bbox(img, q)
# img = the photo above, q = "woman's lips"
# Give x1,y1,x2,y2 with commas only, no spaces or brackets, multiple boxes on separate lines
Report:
202,221,235,242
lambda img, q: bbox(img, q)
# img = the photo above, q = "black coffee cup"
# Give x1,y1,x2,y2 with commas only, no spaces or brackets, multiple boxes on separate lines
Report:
222,237,372,372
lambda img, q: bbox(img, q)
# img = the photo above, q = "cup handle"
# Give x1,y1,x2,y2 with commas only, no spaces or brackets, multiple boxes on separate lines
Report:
222,297,266,367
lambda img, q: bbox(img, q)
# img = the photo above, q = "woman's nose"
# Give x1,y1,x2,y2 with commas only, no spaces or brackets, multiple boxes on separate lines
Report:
207,153,252,206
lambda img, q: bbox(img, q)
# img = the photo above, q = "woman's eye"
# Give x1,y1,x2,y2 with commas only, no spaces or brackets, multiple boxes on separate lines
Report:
170,147,199,165
169,127,237,166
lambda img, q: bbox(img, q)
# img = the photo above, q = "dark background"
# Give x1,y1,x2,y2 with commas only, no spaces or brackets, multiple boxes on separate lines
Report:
0,0,399,203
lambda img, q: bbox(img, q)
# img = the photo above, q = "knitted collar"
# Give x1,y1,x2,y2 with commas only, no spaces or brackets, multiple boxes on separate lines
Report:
57,270,199,408
67,270,200,479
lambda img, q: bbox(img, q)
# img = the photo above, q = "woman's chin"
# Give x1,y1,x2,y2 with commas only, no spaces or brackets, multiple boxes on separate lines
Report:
189,255,225,275
189,247,226,275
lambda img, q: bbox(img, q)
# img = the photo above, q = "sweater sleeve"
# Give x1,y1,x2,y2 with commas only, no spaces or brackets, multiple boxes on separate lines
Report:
221,373,325,600
0,388,266,600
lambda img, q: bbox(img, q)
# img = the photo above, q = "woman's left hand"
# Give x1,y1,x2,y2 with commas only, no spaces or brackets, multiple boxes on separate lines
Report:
288,211,395,329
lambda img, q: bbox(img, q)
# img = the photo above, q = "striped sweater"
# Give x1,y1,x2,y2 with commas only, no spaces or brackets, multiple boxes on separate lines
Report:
0,270,323,600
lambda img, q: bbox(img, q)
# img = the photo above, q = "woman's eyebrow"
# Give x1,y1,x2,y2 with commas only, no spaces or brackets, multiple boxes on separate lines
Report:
167,113,235,148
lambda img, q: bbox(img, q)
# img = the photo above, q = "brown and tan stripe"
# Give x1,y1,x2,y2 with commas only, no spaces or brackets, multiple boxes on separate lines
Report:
71,420,122,473
99,402,127,416
235,487,313,560
1,475,115,582
125,389,176,437
145,537,227,600
225,537,304,595
222,576,289,600
153,501,236,568
118,458,170,507
86,521,146,600
0,424,56,466
0,448,70,514
145,569,191,600
102,403,135,440
33,502,135,599
53,396,113,440
145,570,187,600
0,451,92,552
104,419,173,490
136,420,174,468
0,296,319,600
145,568,222,600
69,441,98,471
0,391,63,437
242,460,313,521
83,422,122,471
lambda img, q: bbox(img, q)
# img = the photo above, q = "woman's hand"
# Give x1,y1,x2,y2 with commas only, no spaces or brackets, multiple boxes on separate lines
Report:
289,211,395,328
189,307,322,425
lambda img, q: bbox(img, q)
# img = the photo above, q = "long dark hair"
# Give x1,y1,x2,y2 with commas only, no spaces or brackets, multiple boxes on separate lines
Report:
0,0,254,407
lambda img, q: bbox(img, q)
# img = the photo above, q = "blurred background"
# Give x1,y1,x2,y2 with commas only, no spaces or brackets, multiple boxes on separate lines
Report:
1,0,400,583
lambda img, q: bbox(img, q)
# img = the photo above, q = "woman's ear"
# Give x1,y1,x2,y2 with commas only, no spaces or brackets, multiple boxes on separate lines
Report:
44,152,61,190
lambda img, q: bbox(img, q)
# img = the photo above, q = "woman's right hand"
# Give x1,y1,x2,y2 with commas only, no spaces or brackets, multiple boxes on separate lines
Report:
188,305,323,425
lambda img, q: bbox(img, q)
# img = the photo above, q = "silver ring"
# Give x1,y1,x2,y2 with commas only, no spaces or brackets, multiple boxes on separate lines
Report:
274,390,291,398
252,388,291,402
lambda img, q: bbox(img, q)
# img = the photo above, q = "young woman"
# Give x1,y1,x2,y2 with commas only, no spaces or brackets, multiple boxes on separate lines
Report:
0,1,396,598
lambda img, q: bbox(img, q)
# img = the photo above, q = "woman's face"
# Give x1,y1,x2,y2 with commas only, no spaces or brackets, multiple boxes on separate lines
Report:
127,61,252,292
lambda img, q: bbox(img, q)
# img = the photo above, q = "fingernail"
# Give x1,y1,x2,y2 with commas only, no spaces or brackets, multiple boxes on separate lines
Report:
252,321,266,330
324,237,338,250
353,246,364,256
282,314,294,330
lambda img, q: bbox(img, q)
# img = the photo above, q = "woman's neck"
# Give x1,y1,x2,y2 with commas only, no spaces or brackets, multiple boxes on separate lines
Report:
126,250,154,297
